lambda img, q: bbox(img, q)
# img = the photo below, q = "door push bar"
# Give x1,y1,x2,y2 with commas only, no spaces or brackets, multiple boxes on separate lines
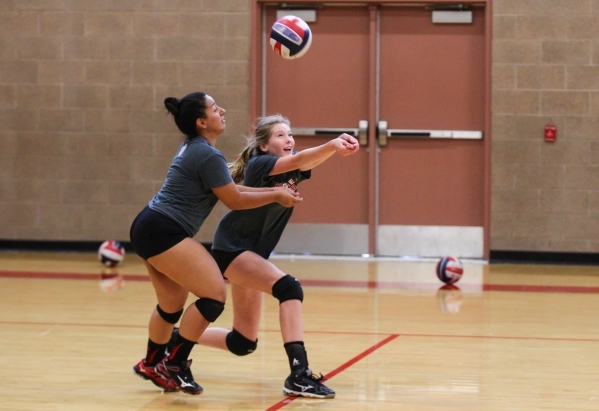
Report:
377,120,483,147
291,120,369,146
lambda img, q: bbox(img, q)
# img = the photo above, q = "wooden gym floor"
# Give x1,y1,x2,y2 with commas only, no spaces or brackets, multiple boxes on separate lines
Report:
1,251,599,410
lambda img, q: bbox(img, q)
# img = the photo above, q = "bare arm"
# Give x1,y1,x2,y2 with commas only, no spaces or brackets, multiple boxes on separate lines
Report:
212,182,301,210
269,133,360,175
235,185,275,193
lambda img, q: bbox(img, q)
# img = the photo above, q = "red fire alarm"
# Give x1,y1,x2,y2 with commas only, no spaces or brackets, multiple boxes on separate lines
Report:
544,124,556,142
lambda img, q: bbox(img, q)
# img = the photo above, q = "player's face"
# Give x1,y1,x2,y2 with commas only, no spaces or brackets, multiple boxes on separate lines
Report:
200,95,226,135
262,123,294,157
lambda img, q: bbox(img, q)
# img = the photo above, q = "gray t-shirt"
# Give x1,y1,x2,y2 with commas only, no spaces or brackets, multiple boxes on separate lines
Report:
149,136,233,237
212,154,310,258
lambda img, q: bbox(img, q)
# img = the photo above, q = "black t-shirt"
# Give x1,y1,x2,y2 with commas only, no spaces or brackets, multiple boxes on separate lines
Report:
211,154,311,258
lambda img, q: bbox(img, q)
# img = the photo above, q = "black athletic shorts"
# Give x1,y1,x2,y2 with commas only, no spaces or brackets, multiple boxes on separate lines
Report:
210,249,246,278
130,205,188,260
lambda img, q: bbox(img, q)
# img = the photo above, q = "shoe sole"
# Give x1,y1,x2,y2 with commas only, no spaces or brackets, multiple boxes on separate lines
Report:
283,388,335,399
179,387,203,396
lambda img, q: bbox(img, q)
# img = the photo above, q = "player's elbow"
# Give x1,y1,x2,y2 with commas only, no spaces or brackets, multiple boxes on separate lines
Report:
220,197,244,210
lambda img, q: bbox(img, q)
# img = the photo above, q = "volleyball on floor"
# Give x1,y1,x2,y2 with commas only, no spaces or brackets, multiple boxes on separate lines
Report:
436,256,464,284
269,15,312,59
98,240,125,267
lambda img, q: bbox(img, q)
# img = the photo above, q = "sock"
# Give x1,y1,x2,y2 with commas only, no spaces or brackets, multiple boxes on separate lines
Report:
145,339,167,366
284,341,308,377
167,334,196,364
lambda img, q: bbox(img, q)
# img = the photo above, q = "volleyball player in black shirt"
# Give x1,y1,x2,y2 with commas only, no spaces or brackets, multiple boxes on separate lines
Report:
192,114,359,398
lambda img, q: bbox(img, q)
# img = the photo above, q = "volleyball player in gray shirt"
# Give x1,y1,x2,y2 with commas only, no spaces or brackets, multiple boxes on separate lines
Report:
188,114,359,398
130,93,301,395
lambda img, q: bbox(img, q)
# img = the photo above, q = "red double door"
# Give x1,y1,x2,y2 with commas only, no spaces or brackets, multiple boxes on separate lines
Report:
251,2,491,259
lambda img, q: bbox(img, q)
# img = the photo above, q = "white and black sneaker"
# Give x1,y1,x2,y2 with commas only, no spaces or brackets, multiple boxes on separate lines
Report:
156,358,203,395
283,370,335,399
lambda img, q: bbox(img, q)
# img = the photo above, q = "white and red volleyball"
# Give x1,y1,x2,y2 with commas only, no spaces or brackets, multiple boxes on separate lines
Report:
270,15,312,60
98,240,125,267
436,256,464,284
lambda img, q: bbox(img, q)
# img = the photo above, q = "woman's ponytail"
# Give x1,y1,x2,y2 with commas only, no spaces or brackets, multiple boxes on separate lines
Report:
229,114,291,183
229,145,256,184
163,92,207,136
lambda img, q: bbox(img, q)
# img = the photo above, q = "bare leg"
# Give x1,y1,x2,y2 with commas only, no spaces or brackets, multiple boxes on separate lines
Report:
148,238,226,342
198,282,263,350
225,251,303,343
141,238,226,395
144,261,188,345
134,238,225,394
194,251,334,398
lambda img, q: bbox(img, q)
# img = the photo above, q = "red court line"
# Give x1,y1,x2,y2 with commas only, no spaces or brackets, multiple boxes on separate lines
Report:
265,334,400,411
4,319,599,343
0,271,149,281
3,270,599,294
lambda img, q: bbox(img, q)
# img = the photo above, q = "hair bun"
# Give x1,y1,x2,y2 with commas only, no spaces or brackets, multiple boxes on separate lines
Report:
164,97,181,115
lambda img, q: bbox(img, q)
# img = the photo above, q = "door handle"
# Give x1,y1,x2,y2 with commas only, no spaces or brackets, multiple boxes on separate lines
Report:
377,120,388,147
377,121,483,147
291,120,369,146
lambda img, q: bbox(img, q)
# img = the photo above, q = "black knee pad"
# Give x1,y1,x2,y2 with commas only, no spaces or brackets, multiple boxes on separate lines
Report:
226,328,258,356
194,298,225,322
272,274,303,304
156,305,183,324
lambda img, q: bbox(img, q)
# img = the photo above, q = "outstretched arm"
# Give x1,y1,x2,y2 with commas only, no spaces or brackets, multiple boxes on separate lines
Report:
213,182,302,210
269,133,359,176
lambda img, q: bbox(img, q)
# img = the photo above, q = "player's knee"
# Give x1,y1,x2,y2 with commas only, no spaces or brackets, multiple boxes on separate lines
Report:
194,298,225,322
272,274,304,304
156,305,184,324
226,328,258,356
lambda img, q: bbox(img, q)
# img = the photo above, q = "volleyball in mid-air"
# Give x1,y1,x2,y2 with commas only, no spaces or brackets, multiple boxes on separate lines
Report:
435,256,464,284
98,240,125,267
270,15,312,60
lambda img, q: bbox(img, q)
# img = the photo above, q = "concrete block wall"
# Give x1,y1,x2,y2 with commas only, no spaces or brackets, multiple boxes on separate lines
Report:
492,0,599,252
0,0,251,244
1,0,598,253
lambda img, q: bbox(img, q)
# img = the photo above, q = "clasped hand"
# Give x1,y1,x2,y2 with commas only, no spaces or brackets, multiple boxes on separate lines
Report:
333,133,360,156
275,186,303,207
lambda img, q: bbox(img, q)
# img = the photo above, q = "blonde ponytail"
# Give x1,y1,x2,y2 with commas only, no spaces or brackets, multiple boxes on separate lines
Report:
228,144,255,184
229,114,291,184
